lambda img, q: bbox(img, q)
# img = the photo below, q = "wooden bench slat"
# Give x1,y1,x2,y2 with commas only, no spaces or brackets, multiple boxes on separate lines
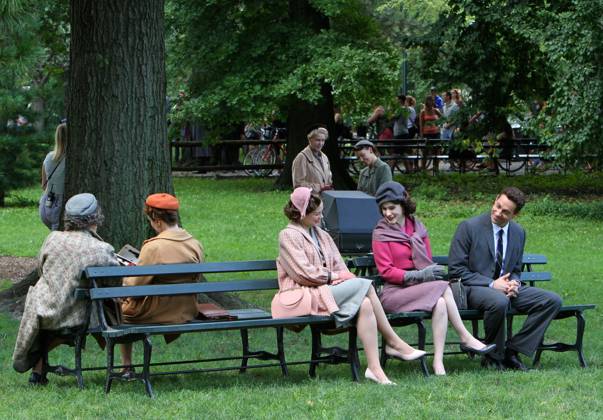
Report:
520,271,551,282
352,254,547,269
102,315,334,338
85,260,277,279
88,279,279,299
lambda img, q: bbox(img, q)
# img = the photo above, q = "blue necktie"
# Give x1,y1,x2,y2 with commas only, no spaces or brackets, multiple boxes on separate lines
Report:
494,229,504,277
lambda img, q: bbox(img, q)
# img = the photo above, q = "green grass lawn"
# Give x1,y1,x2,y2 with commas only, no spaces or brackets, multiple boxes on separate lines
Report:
0,174,602,418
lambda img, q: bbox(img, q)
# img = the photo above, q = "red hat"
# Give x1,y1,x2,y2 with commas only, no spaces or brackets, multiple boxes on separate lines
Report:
145,193,179,210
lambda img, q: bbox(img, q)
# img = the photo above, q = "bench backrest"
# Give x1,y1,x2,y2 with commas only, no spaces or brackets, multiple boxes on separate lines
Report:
349,254,551,286
82,260,278,301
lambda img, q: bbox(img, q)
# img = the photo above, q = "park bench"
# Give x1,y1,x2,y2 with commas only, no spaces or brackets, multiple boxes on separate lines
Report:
348,253,596,369
73,259,423,398
339,138,550,176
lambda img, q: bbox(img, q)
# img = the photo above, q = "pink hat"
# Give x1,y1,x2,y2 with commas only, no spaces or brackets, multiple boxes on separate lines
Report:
290,187,312,218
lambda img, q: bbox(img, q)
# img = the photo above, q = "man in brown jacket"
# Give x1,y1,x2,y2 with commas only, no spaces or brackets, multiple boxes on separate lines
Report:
291,126,333,193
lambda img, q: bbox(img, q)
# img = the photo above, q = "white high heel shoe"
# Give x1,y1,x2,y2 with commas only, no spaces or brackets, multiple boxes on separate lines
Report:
385,345,426,361
365,368,396,385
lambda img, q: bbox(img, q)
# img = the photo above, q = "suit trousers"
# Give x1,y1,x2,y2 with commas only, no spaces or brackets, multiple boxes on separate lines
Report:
467,285,562,360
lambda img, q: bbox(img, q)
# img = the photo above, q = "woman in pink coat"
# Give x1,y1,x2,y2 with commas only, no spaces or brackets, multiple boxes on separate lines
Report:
272,187,425,385
372,181,495,375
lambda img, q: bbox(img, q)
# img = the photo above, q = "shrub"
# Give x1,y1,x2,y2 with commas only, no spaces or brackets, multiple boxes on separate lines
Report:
0,131,51,206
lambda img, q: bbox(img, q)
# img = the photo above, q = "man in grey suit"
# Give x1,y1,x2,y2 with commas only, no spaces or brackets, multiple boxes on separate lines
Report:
448,187,562,370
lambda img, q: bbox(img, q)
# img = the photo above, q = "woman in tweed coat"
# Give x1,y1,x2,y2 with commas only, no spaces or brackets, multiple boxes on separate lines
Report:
272,187,425,385
12,193,118,385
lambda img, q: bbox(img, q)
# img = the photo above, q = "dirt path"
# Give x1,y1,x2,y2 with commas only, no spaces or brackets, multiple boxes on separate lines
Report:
0,256,37,283
0,256,37,317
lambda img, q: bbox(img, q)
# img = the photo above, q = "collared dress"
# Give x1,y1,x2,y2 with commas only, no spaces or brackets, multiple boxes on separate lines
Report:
357,158,392,196
291,146,333,193
13,230,118,372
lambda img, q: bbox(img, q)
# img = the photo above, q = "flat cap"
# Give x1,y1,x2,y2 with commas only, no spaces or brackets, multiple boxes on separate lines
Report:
353,139,376,150
375,181,407,206
65,193,98,217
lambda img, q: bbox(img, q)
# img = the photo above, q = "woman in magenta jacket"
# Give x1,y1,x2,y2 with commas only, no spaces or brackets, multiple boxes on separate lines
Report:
371,182,495,375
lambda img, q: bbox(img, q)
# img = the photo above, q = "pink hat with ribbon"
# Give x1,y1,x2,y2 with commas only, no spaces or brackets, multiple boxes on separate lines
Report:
290,187,312,218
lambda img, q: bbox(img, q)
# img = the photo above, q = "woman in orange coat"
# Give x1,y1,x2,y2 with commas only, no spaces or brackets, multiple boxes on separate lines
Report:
119,193,204,377
272,187,425,385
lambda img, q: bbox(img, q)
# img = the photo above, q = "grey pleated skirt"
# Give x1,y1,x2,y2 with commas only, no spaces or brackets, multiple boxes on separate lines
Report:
328,278,373,327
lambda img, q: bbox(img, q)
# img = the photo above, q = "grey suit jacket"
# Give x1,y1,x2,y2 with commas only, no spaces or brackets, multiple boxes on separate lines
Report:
448,212,526,287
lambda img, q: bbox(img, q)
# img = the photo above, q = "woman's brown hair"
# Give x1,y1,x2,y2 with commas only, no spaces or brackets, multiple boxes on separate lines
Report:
283,193,322,222
144,205,179,225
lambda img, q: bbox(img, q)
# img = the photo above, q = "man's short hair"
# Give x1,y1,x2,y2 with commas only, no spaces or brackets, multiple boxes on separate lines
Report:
499,187,526,213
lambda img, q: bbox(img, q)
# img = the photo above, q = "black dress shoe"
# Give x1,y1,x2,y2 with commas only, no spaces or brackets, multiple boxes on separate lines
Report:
460,343,497,356
503,352,529,371
28,372,48,386
481,354,505,370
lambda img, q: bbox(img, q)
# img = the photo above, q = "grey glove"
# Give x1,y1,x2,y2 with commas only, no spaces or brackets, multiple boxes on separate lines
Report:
404,264,447,286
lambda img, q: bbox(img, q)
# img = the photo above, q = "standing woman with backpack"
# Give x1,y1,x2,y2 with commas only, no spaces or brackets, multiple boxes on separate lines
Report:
39,123,67,230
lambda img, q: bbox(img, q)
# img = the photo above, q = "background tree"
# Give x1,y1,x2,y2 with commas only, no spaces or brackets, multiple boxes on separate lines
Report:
414,0,602,167
0,0,70,206
67,0,173,248
167,0,401,189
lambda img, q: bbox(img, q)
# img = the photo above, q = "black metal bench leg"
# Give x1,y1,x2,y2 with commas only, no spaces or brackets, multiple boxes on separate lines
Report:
506,315,514,343
239,328,250,374
309,327,321,378
142,336,155,399
471,319,479,339
348,327,360,382
104,338,114,394
575,311,587,368
380,334,388,368
532,341,543,368
41,334,50,378
417,321,429,377
276,327,288,376
74,334,84,389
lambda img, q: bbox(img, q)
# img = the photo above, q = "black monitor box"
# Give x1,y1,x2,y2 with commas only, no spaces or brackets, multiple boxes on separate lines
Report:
321,190,381,254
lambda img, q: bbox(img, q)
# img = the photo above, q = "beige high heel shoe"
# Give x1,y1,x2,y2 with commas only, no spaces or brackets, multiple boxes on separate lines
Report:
365,368,396,385
385,345,426,361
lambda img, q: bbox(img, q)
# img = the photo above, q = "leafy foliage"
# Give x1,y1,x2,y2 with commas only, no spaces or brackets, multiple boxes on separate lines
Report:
415,0,602,167
166,0,401,133
0,131,51,205
0,0,68,202
531,1,603,167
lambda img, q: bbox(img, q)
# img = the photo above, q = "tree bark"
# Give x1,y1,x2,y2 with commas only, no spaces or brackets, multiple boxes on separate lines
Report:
66,0,172,249
275,0,355,190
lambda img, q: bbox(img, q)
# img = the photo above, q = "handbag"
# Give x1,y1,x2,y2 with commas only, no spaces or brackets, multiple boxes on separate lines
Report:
449,278,468,310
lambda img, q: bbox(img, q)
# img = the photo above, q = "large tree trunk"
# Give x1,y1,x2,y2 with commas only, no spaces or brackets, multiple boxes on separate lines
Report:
275,0,355,190
66,0,172,249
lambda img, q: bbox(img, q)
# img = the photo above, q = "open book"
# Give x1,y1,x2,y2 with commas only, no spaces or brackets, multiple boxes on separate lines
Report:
115,244,140,266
